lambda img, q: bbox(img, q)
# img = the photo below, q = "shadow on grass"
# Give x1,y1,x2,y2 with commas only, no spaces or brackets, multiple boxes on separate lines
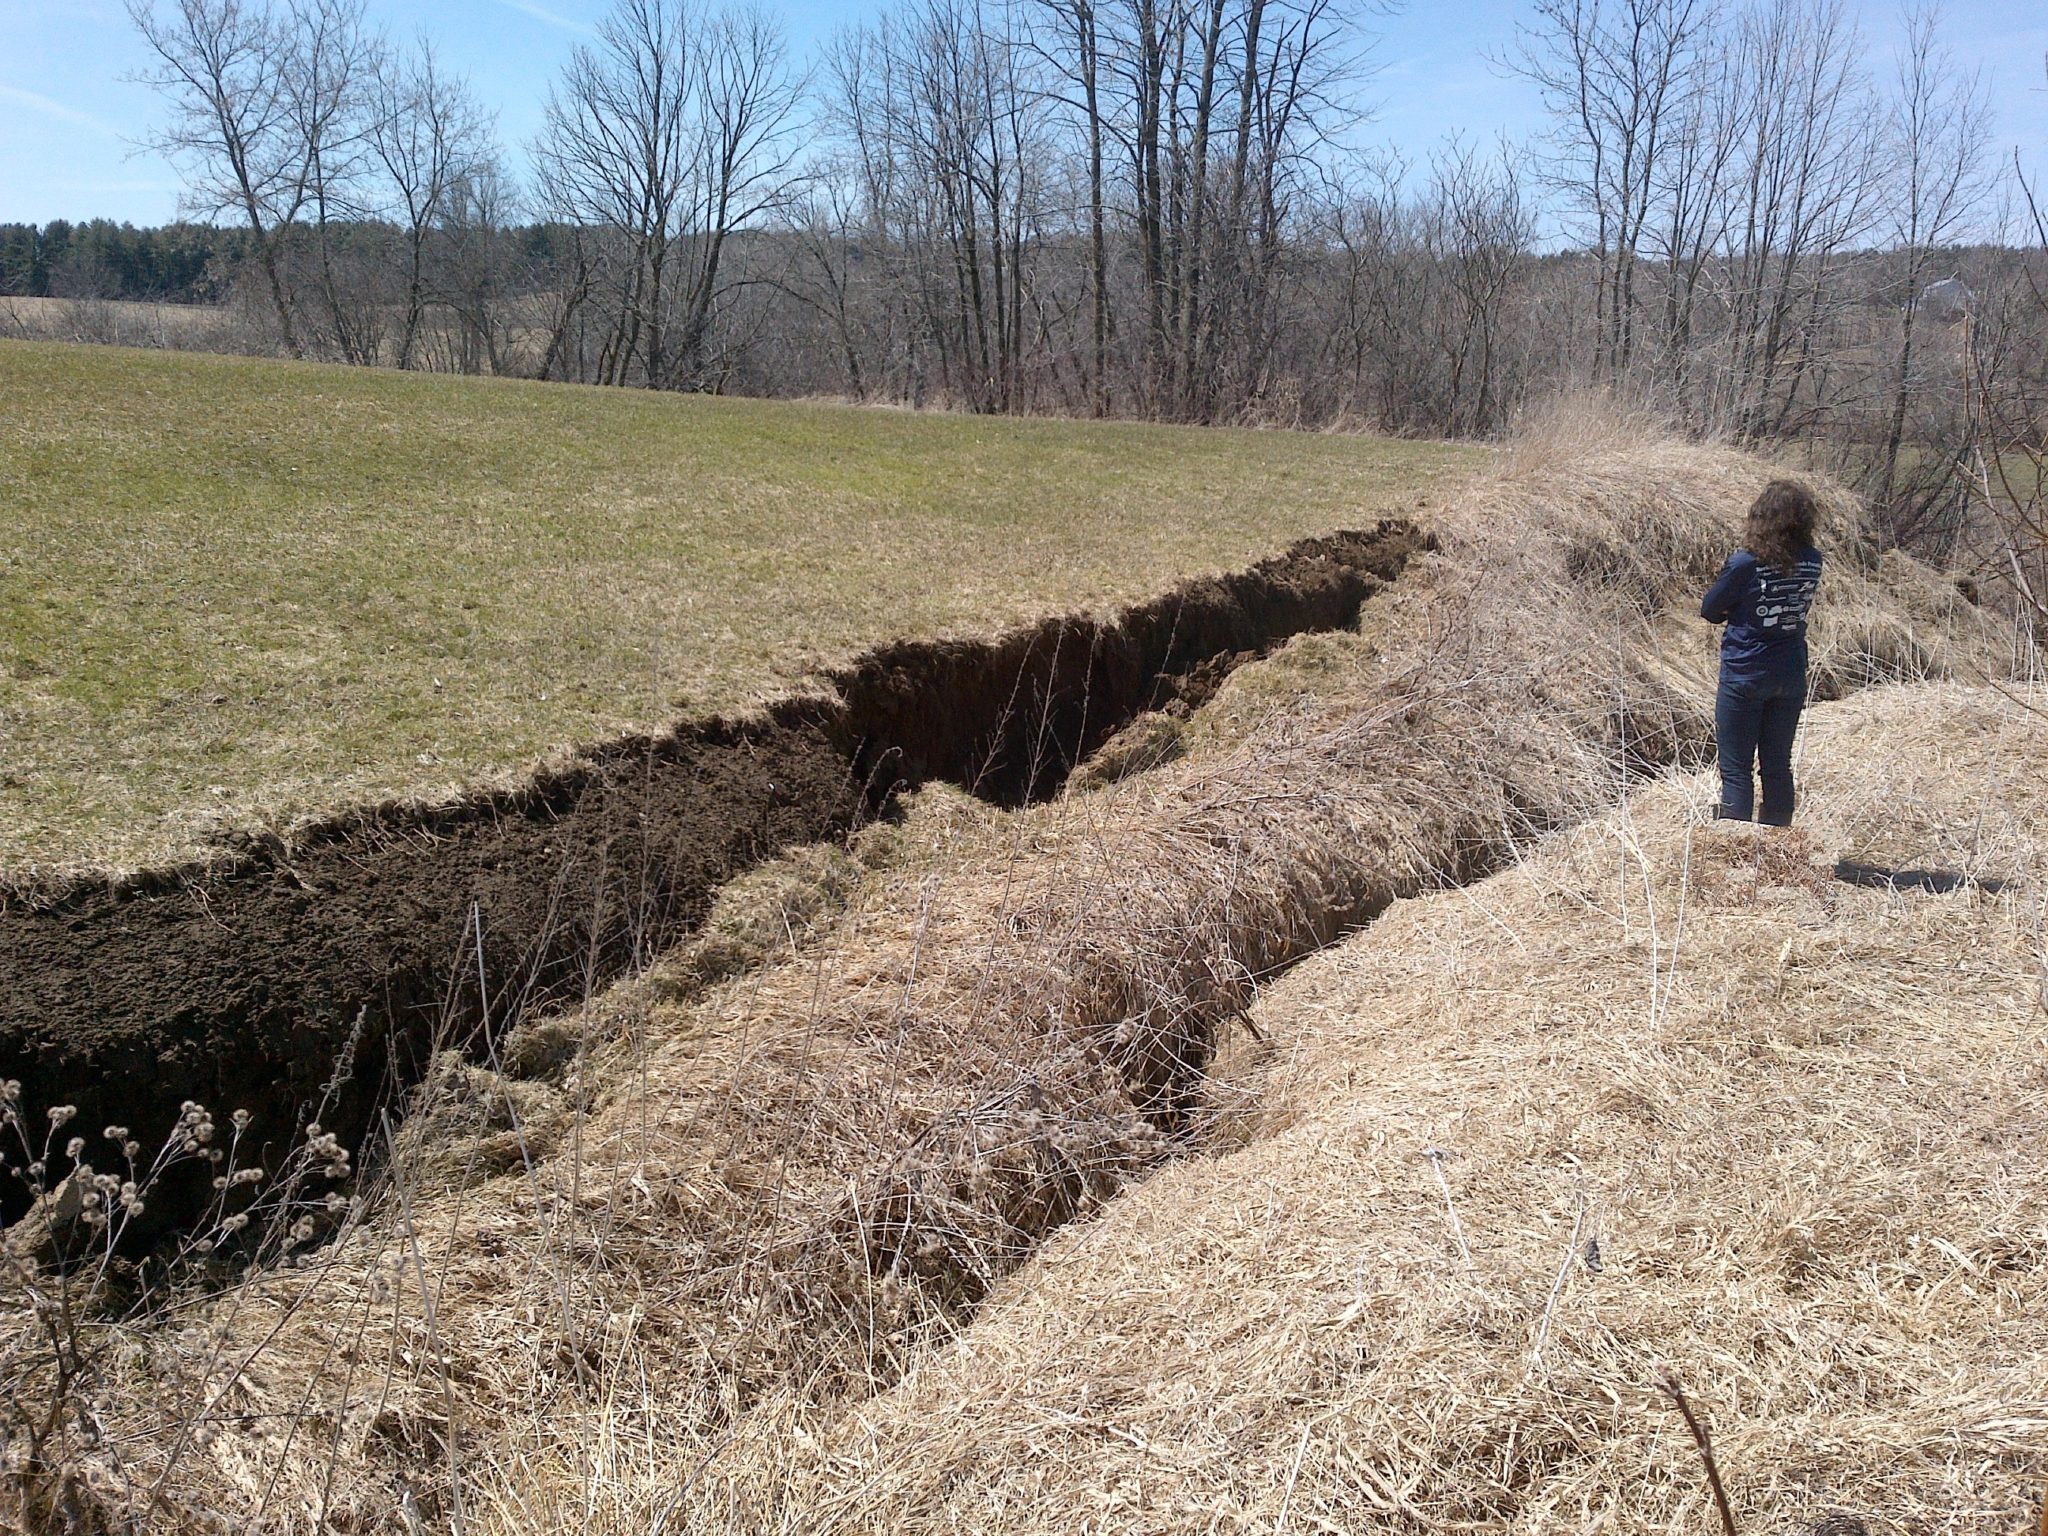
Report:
1832,859,2012,896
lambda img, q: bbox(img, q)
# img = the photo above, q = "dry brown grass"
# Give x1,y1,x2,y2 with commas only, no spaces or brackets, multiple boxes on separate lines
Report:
778,683,2048,1534
0,297,240,352
1,414,2023,1533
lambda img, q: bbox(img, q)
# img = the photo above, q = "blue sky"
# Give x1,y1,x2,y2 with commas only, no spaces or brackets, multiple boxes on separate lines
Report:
0,0,2043,226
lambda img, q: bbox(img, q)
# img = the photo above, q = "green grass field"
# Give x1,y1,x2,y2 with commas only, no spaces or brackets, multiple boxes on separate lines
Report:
0,342,1481,875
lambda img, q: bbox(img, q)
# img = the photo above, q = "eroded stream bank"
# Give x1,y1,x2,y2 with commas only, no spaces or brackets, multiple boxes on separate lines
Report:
0,523,1422,1227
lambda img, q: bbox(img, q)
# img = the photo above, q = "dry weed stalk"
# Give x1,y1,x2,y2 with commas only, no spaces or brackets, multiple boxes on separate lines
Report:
1656,1370,1741,1536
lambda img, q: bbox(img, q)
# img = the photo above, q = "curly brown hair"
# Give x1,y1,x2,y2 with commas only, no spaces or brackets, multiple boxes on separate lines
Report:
1744,479,1818,575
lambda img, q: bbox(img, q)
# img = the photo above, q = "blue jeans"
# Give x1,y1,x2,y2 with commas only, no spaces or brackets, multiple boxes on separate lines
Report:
1715,669,1805,826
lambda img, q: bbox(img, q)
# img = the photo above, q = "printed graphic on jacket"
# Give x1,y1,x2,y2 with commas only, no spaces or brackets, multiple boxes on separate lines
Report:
1700,547,1825,683
1754,559,1819,634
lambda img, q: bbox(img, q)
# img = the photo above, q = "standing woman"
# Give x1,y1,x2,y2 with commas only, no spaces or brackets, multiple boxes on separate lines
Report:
1700,480,1824,826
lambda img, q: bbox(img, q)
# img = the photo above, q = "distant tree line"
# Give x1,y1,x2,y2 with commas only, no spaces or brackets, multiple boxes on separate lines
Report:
4,0,2038,582
0,220,249,302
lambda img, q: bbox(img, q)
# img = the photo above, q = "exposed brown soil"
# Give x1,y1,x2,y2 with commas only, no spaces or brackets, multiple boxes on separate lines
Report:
0,522,1420,1230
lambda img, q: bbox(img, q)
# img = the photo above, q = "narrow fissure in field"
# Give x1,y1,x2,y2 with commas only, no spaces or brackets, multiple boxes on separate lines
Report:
0,523,1422,1231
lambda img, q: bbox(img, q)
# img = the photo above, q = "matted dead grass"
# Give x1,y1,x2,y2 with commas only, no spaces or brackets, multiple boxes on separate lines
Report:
1,417,2022,1533
776,684,2047,1535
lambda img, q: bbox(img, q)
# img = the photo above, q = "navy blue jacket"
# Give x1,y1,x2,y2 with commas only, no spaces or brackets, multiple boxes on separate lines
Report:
1700,546,1822,683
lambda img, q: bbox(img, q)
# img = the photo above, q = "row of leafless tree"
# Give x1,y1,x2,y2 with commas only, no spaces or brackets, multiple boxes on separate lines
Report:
127,0,507,368
1505,0,2010,524
119,0,2046,555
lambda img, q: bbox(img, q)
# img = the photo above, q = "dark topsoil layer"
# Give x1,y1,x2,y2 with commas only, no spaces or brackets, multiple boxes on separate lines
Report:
0,523,1421,1227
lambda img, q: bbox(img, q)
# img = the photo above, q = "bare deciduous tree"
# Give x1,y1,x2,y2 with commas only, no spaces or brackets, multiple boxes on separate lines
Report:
1311,144,1534,435
1027,0,1113,413
128,0,312,354
432,160,523,375
367,36,496,369
1712,0,1875,441
1510,0,1720,386
285,0,380,364
532,0,801,390
1873,3,1992,526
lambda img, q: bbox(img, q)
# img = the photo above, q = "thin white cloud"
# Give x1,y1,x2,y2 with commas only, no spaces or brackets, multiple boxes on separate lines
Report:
494,0,592,33
0,83,119,136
